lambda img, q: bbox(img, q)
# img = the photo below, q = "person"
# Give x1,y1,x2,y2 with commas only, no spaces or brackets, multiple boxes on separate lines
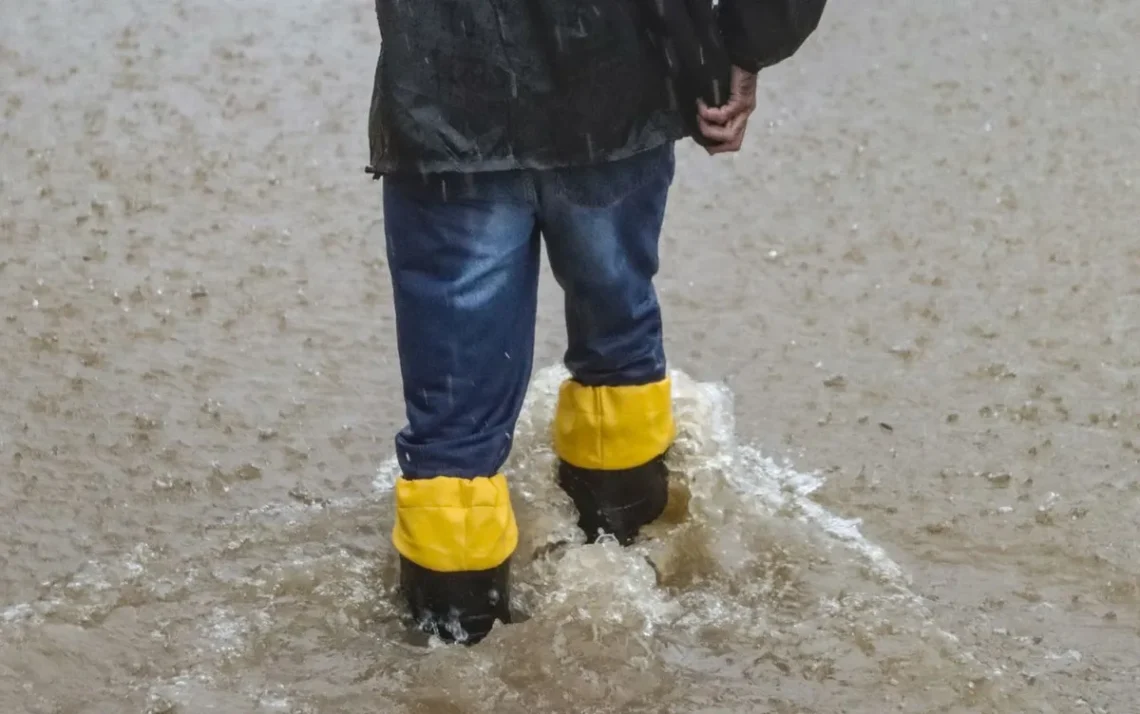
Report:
365,0,827,644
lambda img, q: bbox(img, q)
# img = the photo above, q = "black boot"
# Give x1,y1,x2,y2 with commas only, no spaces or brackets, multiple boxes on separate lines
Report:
557,453,670,545
399,557,511,645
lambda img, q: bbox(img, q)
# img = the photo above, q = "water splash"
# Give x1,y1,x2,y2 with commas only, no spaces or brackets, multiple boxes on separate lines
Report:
1,364,1003,712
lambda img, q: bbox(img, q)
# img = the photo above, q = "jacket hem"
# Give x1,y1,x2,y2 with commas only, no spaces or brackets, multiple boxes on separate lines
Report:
366,127,689,179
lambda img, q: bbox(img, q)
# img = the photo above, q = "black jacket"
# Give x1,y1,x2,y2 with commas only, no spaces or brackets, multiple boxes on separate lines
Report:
366,0,827,176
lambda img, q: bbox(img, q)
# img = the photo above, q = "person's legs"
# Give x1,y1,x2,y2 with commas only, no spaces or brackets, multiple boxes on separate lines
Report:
383,171,540,643
537,142,677,544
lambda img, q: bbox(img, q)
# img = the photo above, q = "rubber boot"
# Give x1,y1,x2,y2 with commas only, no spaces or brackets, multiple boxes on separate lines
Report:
400,557,511,644
392,473,518,645
558,454,669,545
553,376,675,545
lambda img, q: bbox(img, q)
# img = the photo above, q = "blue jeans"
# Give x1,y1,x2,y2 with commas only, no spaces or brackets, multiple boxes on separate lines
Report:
383,142,676,480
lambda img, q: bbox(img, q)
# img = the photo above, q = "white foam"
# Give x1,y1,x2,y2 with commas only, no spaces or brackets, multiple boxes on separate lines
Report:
370,453,401,493
665,369,917,590
734,444,913,586
1,602,36,624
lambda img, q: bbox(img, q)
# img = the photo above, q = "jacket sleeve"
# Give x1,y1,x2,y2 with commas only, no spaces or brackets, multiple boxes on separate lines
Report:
716,0,828,73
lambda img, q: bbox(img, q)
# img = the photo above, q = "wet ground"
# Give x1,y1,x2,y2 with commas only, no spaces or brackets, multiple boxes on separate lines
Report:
2,0,1139,712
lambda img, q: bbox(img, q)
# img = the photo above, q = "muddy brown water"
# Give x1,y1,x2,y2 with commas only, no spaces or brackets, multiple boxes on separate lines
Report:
2,0,1139,712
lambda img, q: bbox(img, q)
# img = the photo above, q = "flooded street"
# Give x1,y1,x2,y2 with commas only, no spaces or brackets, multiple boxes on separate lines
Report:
2,0,1139,711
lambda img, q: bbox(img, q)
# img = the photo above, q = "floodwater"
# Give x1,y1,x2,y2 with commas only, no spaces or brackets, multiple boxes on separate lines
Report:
1,0,1138,711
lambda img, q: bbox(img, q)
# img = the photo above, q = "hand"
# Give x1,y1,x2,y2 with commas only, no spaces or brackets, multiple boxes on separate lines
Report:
696,66,758,155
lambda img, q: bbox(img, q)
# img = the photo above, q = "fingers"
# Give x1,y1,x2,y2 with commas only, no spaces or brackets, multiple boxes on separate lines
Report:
706,136,743,155
697,65,759,155
697,95,755,125
703,121,747,155
699,114,748,154
701,66,759,124
697,99,731,125
697,113,737,144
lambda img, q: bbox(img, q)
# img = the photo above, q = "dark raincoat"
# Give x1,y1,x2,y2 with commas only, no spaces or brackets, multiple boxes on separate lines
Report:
366,0,827,176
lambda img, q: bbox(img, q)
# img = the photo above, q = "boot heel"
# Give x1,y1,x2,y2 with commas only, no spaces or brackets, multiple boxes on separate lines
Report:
557,453,669,545
399,557,511,645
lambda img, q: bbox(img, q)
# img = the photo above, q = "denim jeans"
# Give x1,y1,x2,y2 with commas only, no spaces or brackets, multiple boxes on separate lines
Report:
382,142,676,480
